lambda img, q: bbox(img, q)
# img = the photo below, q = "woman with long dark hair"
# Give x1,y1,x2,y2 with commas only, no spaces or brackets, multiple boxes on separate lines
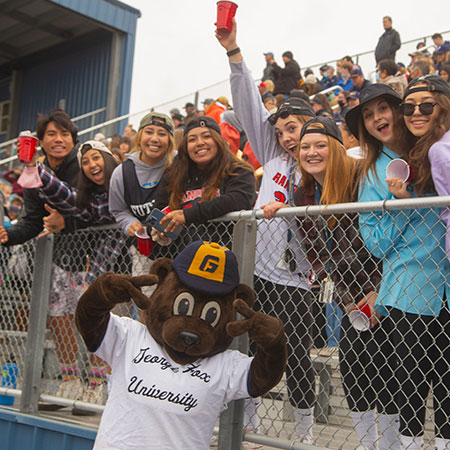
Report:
153,115,255,246
26,140,118,225
346,83,449,449
397,75,450,449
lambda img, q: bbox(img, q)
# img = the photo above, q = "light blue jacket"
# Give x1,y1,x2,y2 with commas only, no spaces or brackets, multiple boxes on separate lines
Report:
358,146,450,316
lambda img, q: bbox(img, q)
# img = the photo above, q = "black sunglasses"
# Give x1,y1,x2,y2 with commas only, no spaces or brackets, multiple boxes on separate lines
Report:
400,102,437,116
268,105,311,125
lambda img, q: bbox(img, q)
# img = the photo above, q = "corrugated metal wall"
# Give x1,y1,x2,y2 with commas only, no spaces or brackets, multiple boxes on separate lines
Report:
17,29,111,134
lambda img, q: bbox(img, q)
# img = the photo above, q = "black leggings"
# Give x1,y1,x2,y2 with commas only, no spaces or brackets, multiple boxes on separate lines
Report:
253,277,315,409
388,301,450,438
339,315,398,414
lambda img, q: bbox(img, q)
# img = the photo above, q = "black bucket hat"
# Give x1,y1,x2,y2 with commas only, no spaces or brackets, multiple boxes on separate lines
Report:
300,117,344,145
345,84,401,138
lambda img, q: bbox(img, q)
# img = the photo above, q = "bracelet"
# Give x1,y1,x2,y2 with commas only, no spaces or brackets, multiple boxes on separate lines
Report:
226,47,240,57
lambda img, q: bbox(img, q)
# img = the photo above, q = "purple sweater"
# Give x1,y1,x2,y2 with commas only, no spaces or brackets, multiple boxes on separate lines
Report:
428,129,450,261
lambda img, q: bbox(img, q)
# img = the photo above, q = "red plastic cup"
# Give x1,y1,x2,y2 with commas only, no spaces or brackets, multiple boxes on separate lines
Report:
216,1,238,32
348,303,372,331
18,131,39,164
135,228,153,256
386,159,413,182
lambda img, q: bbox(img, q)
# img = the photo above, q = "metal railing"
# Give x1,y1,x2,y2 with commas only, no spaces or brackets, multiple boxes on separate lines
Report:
0,195,449,449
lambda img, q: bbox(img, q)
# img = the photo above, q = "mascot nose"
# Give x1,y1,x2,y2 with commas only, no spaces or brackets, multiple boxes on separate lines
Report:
180,331,200,346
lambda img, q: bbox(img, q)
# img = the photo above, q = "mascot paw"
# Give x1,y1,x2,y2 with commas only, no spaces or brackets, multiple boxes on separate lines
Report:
226,299,284,350
96,273,157,309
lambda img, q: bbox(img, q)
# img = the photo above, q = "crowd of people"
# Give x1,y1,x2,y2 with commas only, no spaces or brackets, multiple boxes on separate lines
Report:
0,15,449,450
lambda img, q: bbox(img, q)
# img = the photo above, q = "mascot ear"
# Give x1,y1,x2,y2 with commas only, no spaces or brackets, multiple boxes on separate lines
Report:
149,258,173,284
234,283,256,308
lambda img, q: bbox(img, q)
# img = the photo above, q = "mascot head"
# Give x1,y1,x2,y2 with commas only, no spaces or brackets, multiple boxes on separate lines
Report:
145,241,255,365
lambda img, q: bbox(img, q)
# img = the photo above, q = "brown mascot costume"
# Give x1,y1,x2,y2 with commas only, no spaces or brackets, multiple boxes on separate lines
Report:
76,241,287,450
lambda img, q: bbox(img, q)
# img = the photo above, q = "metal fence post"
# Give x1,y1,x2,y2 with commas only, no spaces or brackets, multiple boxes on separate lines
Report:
20,234,54,413
218,218,257,450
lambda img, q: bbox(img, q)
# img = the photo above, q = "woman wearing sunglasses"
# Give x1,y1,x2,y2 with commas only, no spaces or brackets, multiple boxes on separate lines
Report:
346,83,450,449
396,75,450,450
216,19,317,444
402,75,450,262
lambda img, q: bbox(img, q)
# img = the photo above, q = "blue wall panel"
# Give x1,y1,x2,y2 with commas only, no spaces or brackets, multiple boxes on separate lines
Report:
17,31,111,134
50,0,141,34
0,408,96,450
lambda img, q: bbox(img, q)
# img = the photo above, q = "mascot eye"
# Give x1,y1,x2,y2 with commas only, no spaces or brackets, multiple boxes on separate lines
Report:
200,301,221,327
173,292,195,316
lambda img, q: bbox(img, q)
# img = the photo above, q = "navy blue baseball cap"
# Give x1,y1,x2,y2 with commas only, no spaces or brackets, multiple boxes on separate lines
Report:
172,241,240,296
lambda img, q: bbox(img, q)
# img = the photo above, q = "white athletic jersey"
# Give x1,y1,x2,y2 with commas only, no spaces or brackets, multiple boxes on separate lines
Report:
253,153,311,288
230,59,311,289
93,314,252,450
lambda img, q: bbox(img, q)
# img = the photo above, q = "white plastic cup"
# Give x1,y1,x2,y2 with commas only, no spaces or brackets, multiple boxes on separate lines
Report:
386,159,411,182
348,303,372,331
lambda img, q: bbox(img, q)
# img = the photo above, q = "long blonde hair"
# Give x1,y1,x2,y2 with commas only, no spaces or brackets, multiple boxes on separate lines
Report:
299,123,360,206
299,123,360,227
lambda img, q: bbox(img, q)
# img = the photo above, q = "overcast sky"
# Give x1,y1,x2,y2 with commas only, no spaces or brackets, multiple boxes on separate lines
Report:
124,0,450,126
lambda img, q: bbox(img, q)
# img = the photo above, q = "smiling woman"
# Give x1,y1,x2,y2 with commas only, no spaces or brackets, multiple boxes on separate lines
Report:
152,115,256,247
108,112,175,237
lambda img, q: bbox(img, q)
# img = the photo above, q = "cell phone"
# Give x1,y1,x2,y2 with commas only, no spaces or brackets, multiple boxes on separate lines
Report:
147,208,183,240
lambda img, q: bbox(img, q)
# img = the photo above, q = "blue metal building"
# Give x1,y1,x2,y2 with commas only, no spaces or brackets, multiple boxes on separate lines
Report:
0,0,141,141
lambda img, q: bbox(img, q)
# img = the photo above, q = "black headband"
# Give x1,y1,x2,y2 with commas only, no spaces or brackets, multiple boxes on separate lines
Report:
146,119,174,135
404,75,450,99
300,117,344,145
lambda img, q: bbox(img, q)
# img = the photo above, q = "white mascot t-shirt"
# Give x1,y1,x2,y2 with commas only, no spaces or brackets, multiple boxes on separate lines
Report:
93,313,252,450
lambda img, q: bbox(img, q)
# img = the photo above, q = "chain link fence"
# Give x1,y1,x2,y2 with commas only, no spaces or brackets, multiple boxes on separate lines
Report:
0,196,449,449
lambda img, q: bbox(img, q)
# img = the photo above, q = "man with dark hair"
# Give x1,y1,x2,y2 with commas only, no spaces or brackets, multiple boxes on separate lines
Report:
375,16,401,63
336,61,354,91
271,51,302,96
349,68,372,93
341,55,354,65
2,109,80,242
432,33,450,52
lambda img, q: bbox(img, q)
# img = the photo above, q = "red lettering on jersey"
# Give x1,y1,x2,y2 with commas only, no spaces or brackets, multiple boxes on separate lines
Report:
272,173,281,183
274,191,287,204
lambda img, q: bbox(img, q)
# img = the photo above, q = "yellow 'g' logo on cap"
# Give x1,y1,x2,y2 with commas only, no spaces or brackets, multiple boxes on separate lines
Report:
187,243,226,283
